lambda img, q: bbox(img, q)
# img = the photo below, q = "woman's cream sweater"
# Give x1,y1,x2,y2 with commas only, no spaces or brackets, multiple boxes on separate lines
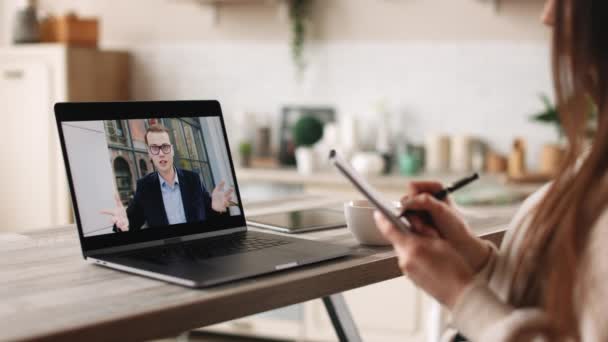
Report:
446,184,608,341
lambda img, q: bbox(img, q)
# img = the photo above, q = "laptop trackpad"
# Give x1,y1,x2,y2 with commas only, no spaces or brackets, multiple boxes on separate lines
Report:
191,248,299,282
220,247,295,268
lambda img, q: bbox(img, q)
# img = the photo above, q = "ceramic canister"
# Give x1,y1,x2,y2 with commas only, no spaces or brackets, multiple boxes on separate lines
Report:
451,135,473,172
425,134,450,173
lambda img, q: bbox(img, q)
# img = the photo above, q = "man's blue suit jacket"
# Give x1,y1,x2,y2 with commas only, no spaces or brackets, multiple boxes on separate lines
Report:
126,168,217,230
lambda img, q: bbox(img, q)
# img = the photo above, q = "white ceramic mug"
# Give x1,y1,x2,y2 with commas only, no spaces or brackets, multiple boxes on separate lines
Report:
344,200,401,246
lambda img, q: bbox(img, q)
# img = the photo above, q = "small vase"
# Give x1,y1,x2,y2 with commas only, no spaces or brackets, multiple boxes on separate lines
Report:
507,138,526,178
486,151,508,173
295,147,315,175
398,153,422,176
12,3,40,44
239,153,251,168
351,152,384,176
540,144,565,176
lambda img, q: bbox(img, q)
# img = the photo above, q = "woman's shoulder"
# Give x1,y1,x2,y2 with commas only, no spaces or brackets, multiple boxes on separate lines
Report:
586,207,608,253
578,201,608,340
502,183,552,240
520,183,553,212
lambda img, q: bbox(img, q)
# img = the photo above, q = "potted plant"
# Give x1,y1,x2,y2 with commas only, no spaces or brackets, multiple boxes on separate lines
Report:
530,94,599,175
238,141,253,168
293,115,324,174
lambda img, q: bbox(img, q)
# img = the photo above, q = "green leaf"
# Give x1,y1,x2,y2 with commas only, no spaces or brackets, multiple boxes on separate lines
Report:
530,93,559,124
540,93,554,110
531,110,559,123
530,93,562,141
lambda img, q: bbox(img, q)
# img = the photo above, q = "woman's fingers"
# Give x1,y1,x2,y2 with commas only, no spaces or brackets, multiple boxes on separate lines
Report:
374,208,475,308
402,193,463,239
399,195,410,207
374,211,421,273
374,211,434,257
406,181,444,197
403,181,456,207
407,215,440,238
404,193,449,222
374,211,409,244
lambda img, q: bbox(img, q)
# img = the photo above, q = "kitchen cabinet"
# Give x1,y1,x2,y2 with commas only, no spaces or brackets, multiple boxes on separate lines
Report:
0,44,129,232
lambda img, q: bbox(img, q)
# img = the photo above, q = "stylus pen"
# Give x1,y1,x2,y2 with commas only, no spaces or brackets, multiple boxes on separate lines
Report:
399,173,479,218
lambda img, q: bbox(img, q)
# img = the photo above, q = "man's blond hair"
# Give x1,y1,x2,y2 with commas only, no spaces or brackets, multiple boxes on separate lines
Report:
144,124,170,145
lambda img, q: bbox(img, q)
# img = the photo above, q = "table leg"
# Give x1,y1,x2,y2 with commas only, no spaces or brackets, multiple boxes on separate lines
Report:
322,294,362,342
426,300,443,342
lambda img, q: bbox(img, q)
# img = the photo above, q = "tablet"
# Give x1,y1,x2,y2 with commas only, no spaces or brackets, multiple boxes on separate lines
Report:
247,208,346,234
329,150,412,233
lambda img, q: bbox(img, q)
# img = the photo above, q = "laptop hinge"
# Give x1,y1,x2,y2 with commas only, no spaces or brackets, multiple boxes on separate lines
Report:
84,226,247,257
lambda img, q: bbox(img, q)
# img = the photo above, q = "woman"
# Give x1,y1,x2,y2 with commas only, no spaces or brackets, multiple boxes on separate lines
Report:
374,0,608,340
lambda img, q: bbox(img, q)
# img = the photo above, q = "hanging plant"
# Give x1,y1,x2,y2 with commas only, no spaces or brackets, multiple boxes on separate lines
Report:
288,0,312,78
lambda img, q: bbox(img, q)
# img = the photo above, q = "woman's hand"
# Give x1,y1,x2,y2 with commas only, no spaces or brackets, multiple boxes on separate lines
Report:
374,211,473,309
401,181,490,272
371,180,493,309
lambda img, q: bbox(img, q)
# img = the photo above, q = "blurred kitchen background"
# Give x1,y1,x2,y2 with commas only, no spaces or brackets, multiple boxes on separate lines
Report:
1,0,565,341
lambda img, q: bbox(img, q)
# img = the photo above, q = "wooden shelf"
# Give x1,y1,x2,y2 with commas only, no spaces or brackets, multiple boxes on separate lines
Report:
171,0,285,24
474,0,500,12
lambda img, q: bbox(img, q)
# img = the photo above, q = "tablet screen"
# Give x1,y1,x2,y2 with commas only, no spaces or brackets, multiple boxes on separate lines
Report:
247,208,346,233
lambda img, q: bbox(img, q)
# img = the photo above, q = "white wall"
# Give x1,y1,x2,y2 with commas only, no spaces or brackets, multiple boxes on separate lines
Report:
62,121,116,236
1,0,550,44
200,116,241,215
128,41,554,168
200,117,236,187
1,0,556,168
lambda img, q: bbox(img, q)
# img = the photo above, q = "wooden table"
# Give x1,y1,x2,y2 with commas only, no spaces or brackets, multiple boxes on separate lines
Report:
0,196,514,342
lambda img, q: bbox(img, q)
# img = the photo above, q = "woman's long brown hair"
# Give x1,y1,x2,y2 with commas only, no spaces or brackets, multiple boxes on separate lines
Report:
509,0,608,339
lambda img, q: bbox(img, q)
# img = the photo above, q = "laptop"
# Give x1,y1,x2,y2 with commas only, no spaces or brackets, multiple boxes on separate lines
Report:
55,100,349,288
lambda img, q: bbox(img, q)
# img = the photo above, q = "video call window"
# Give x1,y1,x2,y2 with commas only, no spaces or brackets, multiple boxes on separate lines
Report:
106,118,215,206
62,116,240,237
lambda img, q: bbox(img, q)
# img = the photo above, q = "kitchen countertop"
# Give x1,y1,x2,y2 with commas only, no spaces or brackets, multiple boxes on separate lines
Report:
235,167,538,187
234,167,545,205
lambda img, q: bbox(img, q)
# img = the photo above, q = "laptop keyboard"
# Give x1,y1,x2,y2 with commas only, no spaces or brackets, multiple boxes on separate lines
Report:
123,232,292,265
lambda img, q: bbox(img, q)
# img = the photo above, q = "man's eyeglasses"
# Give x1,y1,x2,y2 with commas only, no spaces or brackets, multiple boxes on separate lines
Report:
149,144,172,155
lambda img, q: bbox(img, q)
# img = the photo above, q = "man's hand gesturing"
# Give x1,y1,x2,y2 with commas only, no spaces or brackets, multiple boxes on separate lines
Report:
211,180,235,213
100,193,129,232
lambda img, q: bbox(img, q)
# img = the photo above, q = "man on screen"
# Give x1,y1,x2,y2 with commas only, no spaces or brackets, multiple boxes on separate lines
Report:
101,124,234,232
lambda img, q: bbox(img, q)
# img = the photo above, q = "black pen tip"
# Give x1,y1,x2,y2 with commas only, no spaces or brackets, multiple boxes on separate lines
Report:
329,149,336,159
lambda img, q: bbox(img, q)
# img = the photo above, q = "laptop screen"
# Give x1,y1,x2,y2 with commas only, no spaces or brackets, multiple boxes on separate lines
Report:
56,101,246,254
